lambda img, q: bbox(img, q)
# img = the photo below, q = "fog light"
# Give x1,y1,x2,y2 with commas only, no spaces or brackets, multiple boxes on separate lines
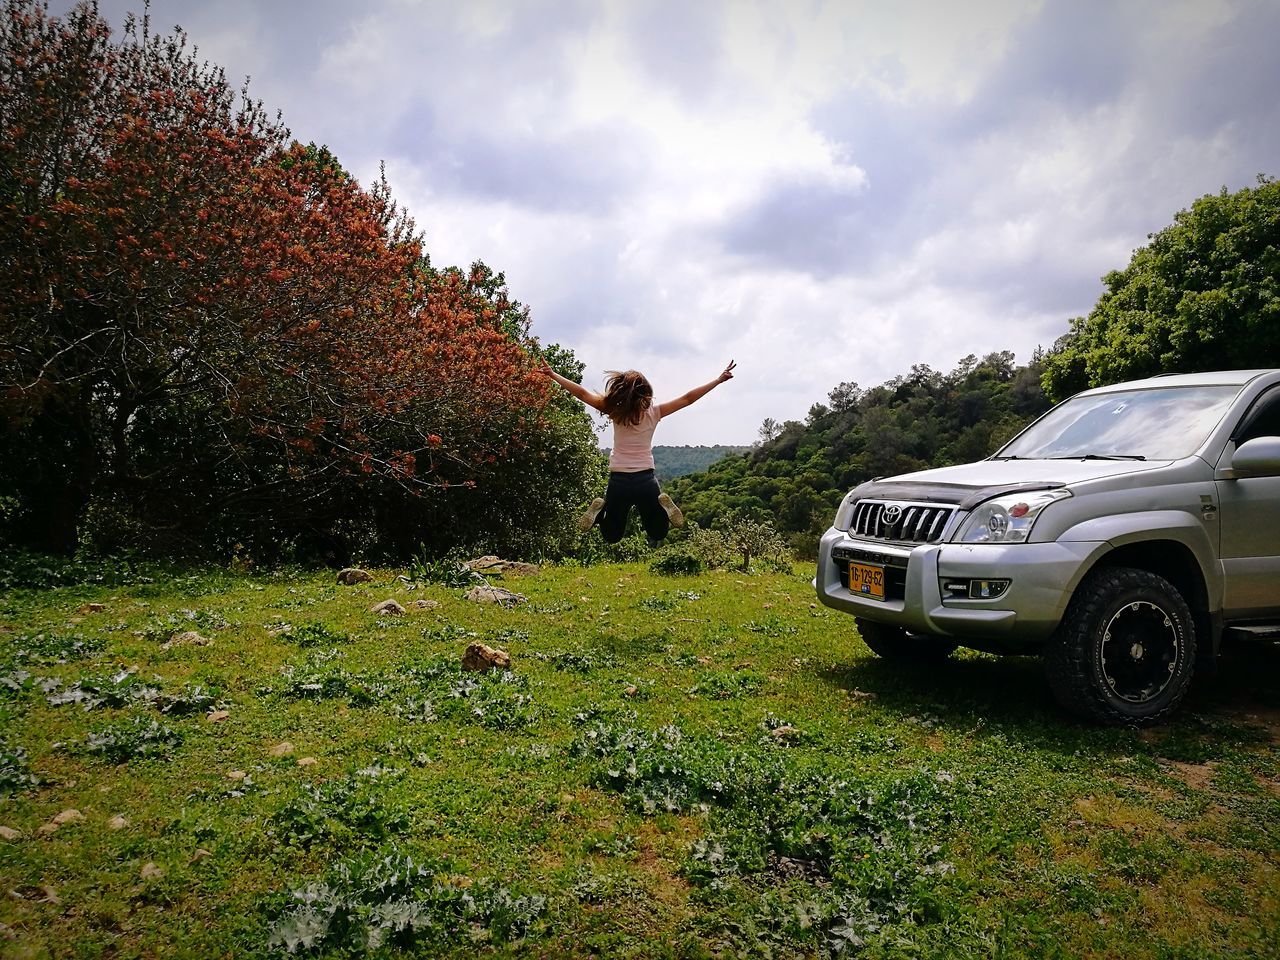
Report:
969,579,1010,599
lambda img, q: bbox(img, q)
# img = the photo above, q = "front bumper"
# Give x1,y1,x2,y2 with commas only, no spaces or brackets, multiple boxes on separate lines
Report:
815,527,1104,646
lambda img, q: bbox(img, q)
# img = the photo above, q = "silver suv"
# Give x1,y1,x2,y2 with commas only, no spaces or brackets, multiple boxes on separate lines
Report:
815,369,1280,724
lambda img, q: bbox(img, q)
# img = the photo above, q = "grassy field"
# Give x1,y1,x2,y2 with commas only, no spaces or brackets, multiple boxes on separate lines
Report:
1,561,1277,959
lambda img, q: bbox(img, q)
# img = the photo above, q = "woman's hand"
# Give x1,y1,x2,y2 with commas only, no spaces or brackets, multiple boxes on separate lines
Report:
718,359,737,383
535,356,555,377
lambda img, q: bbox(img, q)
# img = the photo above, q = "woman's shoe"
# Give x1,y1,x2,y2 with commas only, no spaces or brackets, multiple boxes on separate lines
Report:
658,493,684,527
578,497,606,532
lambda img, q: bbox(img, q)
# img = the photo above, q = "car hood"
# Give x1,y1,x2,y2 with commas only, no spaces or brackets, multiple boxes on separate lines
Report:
848,458,1173,510
892,458,1171,487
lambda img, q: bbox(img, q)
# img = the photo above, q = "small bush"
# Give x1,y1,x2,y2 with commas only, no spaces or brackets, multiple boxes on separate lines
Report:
649,543,705,576
666,518,792,574
407,550,485,588
540,647,619,673
82,717,183,762
744,615,799,637
140,608,229,643
46,672,221,715
453,670,539,731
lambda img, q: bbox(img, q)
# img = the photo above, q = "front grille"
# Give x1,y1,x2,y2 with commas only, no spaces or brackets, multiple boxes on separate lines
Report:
849,500,954,544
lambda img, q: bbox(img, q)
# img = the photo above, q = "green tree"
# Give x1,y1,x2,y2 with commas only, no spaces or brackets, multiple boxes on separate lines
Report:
1043,176,1280,400
667,351,1051,557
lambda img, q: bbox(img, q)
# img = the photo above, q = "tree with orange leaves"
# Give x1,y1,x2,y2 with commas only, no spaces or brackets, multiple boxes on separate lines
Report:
0,1,595,559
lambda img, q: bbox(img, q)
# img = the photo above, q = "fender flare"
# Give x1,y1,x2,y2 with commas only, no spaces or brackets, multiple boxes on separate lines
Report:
1058,510,1222,612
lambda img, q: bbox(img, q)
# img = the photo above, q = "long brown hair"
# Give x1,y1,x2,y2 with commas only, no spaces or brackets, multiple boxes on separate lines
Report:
602,370,653,426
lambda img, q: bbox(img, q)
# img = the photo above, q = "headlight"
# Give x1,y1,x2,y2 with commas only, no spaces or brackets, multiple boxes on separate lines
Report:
833,490,858,530
955,490,1071,543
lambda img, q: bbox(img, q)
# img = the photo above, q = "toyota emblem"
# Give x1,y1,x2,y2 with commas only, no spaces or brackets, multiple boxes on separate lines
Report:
881,504,902,524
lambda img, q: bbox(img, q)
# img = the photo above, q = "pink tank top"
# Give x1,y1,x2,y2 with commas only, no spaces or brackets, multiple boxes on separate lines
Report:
609,403,662,471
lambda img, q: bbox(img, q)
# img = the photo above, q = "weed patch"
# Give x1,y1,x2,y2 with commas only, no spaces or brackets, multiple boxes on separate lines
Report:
744,615,799,637
140,608,229,642
574,717,960,954
4,631,104,664
284,622,352,647
0,668,46,700
81,716,183,762
266,849,546,954
538,647,620,673
0,740,38,795
270,772,411,851
46,670,222,715
688,669,763,699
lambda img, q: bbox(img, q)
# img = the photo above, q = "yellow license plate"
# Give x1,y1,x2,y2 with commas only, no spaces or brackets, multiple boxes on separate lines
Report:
848,561,885,600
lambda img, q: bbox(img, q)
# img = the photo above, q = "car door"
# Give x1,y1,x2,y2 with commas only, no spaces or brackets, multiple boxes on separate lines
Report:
1215,386,1280,618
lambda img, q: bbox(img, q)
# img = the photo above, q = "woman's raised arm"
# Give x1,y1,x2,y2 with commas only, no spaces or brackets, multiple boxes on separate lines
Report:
657,360,736,418
536,357,607,412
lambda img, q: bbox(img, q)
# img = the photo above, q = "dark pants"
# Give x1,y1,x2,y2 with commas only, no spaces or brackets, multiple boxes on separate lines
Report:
597,469,669,545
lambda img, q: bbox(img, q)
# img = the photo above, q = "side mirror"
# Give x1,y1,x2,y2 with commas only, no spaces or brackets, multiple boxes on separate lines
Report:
1230,436,1280,478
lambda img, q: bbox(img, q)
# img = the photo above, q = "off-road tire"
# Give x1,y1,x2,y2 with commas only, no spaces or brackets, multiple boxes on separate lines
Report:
856,619,957,660
1045,566,1196,725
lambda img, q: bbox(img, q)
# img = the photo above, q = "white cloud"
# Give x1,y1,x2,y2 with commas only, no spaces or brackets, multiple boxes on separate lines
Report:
87,0,1280,444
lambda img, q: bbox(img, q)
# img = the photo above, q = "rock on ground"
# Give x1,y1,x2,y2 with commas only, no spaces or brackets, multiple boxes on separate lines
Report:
163,631,211,650
463,585,527,606
410,599,441,610
464,556,539,575
462,642,511,672
337,568,374,585
369,599,406,616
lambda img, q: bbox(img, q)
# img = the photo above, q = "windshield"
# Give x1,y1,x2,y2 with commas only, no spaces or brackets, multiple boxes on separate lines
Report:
996,385,1241,460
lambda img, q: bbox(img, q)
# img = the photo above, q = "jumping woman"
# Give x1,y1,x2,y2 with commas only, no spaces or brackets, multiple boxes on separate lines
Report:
537,358,736,545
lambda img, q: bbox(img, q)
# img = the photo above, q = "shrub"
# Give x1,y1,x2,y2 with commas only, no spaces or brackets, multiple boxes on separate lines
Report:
669,518,792,573
407,550,485,588
649,543,706,576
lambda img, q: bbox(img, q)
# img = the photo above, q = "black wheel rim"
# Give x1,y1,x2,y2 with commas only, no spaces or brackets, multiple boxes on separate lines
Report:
1099,600,1180,704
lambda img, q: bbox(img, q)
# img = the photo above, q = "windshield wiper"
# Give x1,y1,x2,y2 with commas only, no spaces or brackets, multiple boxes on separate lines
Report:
1045,454,1147,461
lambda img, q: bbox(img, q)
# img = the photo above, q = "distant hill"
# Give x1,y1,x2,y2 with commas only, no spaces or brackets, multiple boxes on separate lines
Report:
653,445,750,482
601,444,750,482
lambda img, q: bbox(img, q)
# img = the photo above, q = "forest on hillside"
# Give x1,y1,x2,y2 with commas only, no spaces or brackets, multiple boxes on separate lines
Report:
652,445,750,482
667,353,1051,554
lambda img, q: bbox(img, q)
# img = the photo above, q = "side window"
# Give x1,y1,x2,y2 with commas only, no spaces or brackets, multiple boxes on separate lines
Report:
1235,389,1280,444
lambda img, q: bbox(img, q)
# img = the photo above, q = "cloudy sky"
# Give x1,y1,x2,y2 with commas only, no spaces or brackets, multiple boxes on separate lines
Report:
85,0,1280,444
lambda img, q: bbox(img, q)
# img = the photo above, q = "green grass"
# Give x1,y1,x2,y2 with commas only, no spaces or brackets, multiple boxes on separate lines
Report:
0,563,1277,958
